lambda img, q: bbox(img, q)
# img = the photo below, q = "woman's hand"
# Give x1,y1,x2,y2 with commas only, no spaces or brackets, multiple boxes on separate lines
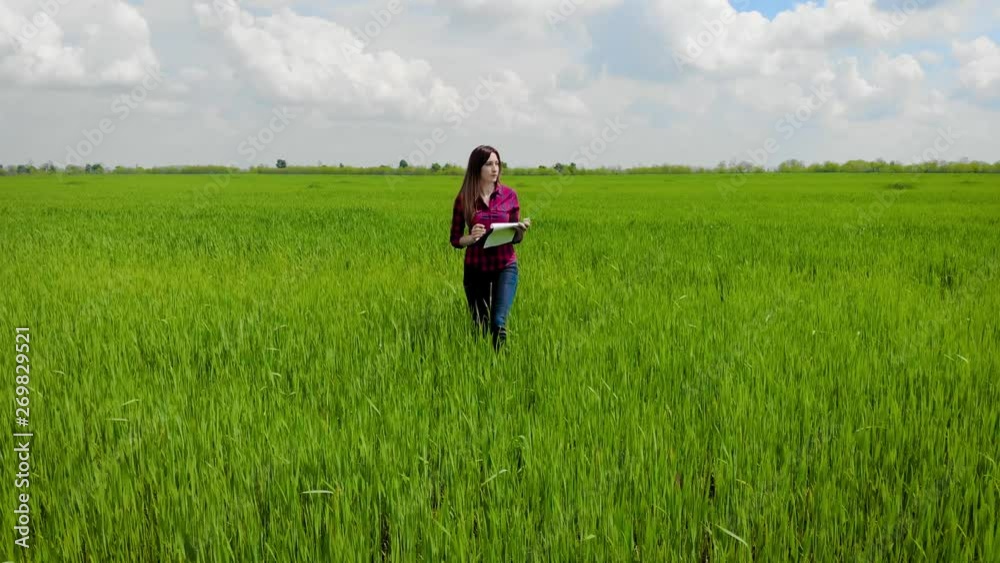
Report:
512,218,530,244
468,224,486,245
514,218,531,235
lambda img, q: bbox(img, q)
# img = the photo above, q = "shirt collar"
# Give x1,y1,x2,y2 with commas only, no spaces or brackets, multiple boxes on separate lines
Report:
474,182,503,208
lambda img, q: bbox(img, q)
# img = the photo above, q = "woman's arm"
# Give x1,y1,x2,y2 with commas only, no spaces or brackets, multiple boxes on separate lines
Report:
510,193,524,244
450,197,466,248
450,198,482,248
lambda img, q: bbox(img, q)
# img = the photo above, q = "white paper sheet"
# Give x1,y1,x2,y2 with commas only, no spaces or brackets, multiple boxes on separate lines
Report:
482,222,519,249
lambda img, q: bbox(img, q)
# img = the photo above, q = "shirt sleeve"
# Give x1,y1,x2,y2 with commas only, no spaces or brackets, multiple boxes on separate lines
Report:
509,191,522,244
450,196,465,249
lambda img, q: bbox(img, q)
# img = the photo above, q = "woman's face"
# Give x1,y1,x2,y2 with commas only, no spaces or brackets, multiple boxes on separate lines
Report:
480,153,500,184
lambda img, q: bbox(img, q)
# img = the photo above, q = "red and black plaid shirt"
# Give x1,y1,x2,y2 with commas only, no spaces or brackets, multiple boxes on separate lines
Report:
450,182,521,272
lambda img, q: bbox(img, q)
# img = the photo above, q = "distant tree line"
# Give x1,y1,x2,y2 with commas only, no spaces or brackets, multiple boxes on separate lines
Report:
2,158,1000,176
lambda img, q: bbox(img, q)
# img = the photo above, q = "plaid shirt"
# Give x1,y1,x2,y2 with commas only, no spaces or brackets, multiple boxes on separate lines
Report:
450,182,521,272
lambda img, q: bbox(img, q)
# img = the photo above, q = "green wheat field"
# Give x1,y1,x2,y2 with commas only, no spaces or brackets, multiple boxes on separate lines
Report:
2,173,998,561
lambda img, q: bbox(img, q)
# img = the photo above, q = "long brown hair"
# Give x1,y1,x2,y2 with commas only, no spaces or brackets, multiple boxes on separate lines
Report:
458,145,502,225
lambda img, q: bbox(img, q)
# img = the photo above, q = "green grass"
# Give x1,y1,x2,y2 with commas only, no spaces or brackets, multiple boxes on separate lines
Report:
1,173,998,561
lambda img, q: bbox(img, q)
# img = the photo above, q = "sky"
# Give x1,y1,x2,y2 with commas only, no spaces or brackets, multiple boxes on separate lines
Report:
1,0,998,169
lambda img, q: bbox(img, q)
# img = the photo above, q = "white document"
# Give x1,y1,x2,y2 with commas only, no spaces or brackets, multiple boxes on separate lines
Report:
482,222,520,249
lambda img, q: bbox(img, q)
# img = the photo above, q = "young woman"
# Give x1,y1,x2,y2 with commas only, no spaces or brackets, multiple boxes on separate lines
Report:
449,145,531,351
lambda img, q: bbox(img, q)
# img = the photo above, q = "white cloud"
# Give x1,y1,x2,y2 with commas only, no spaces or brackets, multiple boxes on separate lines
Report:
902,88,948,121
488,70,539,128
658,0,969,78
916,50,944,65
427,0,623,34
872,52,925,87
193,3,463,123
179,66,209,82
0,0,158,87
145,99,189,117
642,1,953,127
545,92,590,117
953,36,1000,100
553,63,592,91
188,3,597,136
811,53,927,123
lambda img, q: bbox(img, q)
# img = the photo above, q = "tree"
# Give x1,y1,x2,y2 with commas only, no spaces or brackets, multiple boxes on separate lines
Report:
431,163,441,172
842,159,869,173
276,159,287,169
398,159,408,168
778,159,805,172
553,162,565,173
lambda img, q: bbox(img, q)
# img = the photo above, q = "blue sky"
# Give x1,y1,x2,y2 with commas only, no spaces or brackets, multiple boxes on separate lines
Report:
735,0,802,18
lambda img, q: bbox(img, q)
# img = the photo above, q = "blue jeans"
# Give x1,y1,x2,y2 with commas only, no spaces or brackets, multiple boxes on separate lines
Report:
463,261,518,345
